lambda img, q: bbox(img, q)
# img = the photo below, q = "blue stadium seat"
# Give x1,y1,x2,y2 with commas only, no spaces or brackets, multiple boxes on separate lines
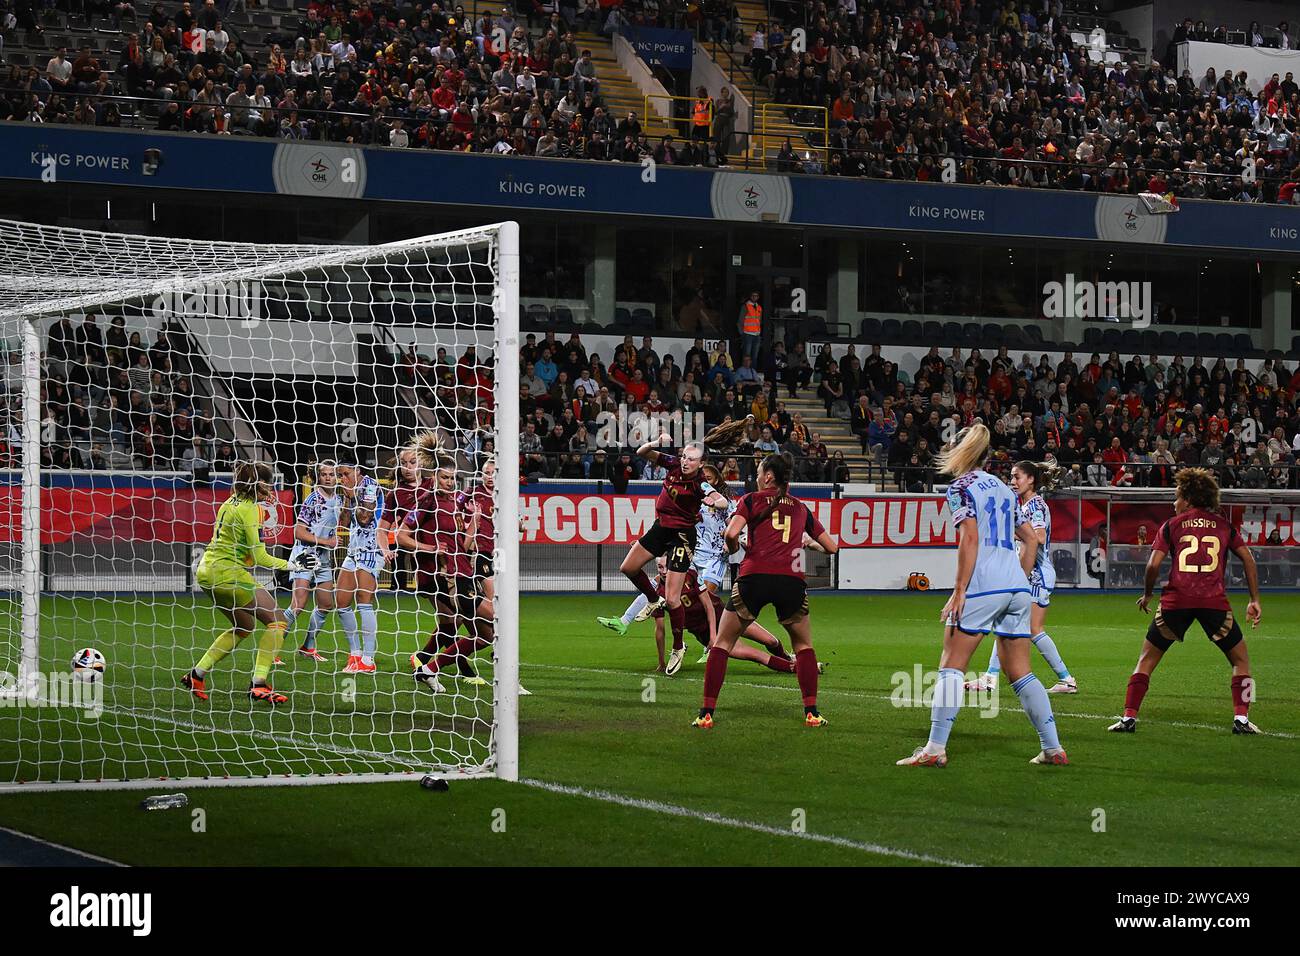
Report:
880,318,903,343
1177,332,1198,354
1233,333,1255,355
1215,333,1235,355
1197,332,1217,353
860,317,882,341
1158,331,1179,352
922,321,944,341
614,307,632,326
1082,326,1102,348
1101,328,1121,350
526,303,551,328
1120,329,1142,351
942,322,963,344
630,308,655,329
982,324,1005,347
901,320,924,343
1023,324,1045,346
961,323,982,346
1004,325,1025,348
553,305,574,327
1140,330,1159,351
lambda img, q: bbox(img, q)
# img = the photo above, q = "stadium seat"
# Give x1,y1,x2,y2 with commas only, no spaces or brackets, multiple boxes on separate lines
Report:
981,324,1005,346
922,321,944,341
1003,325,1025,348
1233,333,1255,355
1140,330,1159,351
553,305,574,328
1197,332,1217,353
859,317,882,341
1215,333,1235,355
942,322,963,343
1158,331,1179,351
901,320,924,343
1082,327,1102,348
1177,332,1198,354
1120,329,1141,351
1023,324,1044,346
880,318,903,343
526,304,552,328
960,323,981,346
630,308,655,329
1101,328,1121,350
614,307,632,326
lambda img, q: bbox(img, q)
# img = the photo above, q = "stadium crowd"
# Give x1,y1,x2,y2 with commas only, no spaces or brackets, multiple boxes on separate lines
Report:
11,313,228,471
395,323,1300,492
3,0,1300,201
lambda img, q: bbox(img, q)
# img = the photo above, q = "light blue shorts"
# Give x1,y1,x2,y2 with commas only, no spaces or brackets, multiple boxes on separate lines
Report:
693,554,728,588
342,551,385,579
288,546,334,585
954,589,1033,639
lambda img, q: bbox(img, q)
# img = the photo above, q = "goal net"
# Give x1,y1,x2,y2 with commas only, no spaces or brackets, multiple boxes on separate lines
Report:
0,218,520,790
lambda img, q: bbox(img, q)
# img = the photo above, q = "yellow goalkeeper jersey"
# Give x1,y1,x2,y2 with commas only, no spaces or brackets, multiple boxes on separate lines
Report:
201,497,289,572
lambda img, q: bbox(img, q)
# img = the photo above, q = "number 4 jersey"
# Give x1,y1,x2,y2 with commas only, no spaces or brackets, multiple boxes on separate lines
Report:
733,488,826,580
1156,508,1244,611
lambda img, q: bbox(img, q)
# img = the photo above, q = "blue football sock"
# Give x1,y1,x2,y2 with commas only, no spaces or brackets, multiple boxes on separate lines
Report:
340,606,361,656
358,604,378,661
1031,631,1071,679
927,667,965,749
303,607,328,650
1012,673,1062,751
986,640,1002,677
283,606,299,628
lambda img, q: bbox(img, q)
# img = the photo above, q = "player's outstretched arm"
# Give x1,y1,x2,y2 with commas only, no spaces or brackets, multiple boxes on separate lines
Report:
1137,547,1167,614
1233,544,1263,627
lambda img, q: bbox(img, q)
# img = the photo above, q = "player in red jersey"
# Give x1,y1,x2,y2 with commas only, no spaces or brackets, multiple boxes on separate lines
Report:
1110,468,1263,735
388,444,432,594
693,452,838,728
645,558,799,674
618,437,728,676
463,457,496,607
395,433,492,693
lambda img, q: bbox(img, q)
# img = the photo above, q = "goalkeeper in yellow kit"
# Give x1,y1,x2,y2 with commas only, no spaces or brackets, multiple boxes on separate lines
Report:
182,461,319,705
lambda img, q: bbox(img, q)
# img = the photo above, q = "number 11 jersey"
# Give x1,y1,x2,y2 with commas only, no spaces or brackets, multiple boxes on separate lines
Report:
945,469,1031,598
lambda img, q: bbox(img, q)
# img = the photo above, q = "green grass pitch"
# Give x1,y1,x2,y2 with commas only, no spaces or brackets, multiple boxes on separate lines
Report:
0,591,1297,866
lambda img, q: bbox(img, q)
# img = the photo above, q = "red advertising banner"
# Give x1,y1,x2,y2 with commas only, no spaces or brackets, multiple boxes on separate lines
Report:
0,489,297,545
519,493,1300,548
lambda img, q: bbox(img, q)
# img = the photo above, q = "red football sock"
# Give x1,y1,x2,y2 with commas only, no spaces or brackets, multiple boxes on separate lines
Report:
764,654,796,674
1124,672,1151,718
701,645,730,710
434,635,489,673
668,604,686,650
1231,675,1252,718
795,648,819,707
626,569,660,603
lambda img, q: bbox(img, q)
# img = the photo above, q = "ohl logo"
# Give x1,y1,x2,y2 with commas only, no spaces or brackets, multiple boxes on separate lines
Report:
304,153,332,189
740,181,764,210
1122,205,1139,231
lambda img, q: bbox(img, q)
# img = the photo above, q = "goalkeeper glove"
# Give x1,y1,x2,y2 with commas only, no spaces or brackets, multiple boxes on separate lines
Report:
287,552,320,573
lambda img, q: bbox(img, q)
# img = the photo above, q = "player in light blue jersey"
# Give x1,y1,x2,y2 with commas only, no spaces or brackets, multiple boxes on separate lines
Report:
970,459,1077,694
284,460,344,662
897,423,1069,768
335,461,392,675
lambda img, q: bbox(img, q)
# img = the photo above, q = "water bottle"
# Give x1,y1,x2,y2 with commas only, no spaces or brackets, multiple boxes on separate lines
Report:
140,793,189,811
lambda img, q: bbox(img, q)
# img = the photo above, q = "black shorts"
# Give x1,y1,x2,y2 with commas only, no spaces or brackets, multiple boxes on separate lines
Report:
418,572,482,622
726,574,808,625
638,521,697,573
1146,606,1244,654
474,553,493,583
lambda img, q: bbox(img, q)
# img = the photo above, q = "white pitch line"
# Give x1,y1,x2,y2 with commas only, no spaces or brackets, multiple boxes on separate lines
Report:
519,662,1300,740
0,824,125,866
519,777,977,867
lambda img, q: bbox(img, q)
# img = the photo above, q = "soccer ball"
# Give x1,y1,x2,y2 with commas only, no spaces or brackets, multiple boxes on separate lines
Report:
71,647,106,682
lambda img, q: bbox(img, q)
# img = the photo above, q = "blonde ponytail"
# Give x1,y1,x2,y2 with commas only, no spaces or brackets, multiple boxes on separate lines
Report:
936,423,991,478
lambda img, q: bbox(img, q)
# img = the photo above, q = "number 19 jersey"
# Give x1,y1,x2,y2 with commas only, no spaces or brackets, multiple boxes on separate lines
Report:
1157,508,1243,611
945,470,1030,598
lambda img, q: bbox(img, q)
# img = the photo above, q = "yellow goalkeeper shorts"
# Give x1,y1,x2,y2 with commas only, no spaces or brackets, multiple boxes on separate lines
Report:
196,562,260,608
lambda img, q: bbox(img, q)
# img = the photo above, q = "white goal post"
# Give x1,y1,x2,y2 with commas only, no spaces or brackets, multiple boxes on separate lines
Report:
0,218,520,790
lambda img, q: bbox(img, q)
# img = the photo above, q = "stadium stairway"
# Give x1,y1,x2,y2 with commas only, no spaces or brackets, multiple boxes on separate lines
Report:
570,29,677,142
779,393,881,487
698,0,824,168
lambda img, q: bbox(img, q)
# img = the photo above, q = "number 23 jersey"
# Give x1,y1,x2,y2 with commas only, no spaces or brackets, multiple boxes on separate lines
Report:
1156,508,1244,611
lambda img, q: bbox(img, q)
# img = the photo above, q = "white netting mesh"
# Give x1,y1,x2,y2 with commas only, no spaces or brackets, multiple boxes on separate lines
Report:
0,219,518,787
